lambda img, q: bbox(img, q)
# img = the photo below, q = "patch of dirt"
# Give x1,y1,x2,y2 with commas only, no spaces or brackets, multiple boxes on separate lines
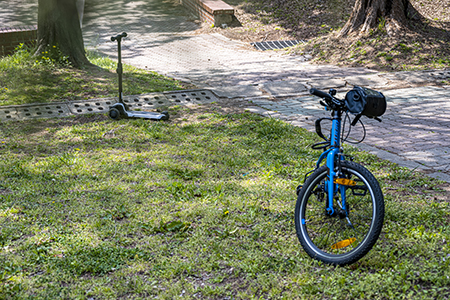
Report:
195,0,450,71
196,0,352,43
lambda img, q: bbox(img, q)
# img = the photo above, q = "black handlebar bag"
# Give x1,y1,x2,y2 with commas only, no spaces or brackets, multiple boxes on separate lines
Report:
345,86,387,117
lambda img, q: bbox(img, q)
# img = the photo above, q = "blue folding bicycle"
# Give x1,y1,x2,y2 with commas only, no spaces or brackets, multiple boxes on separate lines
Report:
295,87,386,266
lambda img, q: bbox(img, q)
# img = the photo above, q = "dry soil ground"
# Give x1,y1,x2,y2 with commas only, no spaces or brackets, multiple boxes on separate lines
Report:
196,0,450,72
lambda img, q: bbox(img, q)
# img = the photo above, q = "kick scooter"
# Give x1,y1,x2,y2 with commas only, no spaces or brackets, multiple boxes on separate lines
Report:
108,32,169,121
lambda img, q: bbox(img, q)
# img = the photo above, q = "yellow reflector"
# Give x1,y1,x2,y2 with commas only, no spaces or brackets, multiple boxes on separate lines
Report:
331,238,356,249
334,178,356,186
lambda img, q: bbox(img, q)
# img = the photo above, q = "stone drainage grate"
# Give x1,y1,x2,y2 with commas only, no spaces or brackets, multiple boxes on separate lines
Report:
18,103,71,119
121,90,217,109
0,89,219,122
250,40,304,51
164,90,217,105
0,107,19,121
0,103,72,120
68,98,116,115
122,93,170,110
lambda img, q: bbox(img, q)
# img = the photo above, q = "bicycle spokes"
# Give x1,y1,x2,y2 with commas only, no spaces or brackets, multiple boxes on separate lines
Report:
295,162,384,265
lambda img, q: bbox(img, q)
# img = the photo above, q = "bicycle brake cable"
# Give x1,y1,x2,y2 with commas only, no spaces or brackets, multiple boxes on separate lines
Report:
342,111,366,145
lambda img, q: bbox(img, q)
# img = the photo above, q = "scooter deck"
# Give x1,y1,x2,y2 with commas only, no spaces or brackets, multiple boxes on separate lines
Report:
126,111,168,120
109,103,169,120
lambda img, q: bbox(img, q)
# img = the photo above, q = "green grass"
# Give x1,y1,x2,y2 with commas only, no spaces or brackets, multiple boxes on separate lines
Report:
0,107,449,299
0,45,186,106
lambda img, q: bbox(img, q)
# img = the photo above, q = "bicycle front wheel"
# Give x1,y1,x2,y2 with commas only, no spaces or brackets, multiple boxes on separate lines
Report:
295,161,384,266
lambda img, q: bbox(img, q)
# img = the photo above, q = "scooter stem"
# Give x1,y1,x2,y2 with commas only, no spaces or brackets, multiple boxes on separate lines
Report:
117,39,123,104
111,32,127,105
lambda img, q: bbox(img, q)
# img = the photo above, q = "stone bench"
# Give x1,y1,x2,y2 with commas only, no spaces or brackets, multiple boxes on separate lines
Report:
0,26,37,56
180,0,235,27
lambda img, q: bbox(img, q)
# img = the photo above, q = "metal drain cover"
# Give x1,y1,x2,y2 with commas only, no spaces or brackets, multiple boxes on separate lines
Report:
250,40,303,51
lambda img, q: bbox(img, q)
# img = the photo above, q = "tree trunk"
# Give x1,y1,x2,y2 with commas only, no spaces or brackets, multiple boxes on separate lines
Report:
35,0,91,68
339,0,410,36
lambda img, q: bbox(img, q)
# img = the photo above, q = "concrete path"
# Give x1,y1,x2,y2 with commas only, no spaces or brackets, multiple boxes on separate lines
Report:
3,0,450,181
80,0,380,97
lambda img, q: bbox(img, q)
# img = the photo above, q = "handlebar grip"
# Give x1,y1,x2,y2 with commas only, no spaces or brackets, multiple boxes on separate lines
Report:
111,32,128,42
310,88,332,100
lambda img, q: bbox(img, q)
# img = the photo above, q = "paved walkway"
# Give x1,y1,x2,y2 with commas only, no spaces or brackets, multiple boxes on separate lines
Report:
3,0,450,181
246,87,450,182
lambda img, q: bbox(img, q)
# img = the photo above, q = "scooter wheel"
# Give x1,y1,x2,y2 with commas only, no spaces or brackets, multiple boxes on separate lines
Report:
109,108,121,120
161,111,169,121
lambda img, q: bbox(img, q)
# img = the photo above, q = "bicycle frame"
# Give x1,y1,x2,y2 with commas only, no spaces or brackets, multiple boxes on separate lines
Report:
314,109,346,217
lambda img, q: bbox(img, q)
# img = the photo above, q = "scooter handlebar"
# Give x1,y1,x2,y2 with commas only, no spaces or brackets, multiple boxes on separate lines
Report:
111,32,128,42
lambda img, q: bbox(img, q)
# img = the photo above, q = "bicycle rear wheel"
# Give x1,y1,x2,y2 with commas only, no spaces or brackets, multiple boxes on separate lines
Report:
295,161,384,266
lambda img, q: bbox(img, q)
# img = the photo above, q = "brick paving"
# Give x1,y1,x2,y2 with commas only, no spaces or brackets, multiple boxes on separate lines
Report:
246,86,450,181
2,0,450,181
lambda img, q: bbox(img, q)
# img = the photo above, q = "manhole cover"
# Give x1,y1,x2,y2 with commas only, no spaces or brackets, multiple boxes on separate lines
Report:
250,40,303,51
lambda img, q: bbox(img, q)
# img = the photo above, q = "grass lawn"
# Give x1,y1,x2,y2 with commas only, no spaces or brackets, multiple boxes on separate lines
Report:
0,45,187,107
0,103,449,299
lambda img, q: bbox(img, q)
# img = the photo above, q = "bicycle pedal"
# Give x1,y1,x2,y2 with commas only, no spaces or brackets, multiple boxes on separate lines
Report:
296,185,303,196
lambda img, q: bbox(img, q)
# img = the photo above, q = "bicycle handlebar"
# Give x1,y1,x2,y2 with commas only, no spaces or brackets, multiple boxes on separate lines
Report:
111,32,127,42
310,88,346,111
310,88,332,100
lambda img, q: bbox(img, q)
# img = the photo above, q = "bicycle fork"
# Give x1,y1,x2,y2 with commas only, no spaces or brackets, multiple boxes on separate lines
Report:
325,148,342,217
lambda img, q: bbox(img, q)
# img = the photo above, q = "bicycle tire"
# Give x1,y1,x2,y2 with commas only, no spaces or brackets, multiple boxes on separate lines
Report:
295,161,384,266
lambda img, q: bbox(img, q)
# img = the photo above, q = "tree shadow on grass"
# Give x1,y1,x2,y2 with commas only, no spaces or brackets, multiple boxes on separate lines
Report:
0,51,184,106
0,65,113,105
